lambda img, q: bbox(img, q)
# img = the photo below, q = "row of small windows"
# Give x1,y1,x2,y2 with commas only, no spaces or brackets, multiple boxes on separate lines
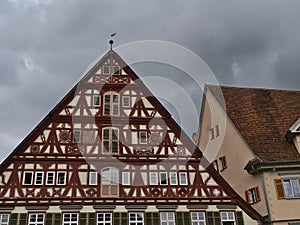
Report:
73,128,149,147
102,65,122,75
90,170,188,186
22,170,188,187
0,212,238,225
91,92,131,117
23,171,66,186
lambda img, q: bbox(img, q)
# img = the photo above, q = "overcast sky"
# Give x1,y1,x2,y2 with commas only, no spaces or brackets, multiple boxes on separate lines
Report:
1,0,300,161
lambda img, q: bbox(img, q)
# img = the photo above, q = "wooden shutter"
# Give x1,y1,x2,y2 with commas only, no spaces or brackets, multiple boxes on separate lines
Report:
80,213,87,225
245,190,250,203
88,213,95,225
213,212,221,225
274,179,285,199
8,214,18,225
176,212,183,225
183,212,190,225
19,214,27,225
46,214,53,225
54,214,61,225
255,186,261,202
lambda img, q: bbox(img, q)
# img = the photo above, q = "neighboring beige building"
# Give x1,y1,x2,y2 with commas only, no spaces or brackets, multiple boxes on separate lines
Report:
198,85,300,225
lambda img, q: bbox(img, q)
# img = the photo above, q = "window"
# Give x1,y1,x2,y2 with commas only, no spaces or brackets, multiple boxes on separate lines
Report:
219,156,227,171
57,172,66,185
179,172,188,185
191,212,206,225
46,172,55,185
150,172,158,185
104,92,119,116
28,214,44,225
89,172,98,185
220,212,235,225
101,167,119,196
102,127,119,154
63,213,78,225
0,214,9,225
212,160,219,172
169,172,178,185
283,178,300,198
23,172,33,185
122,96,130,108
113,66,120,75
103,66,110,75
73,130,81,143
122,172,130,185
35,172,44,185
97,213,112,225
129,212,144,225
139,131,147,144
93,95,101,107
160,212,175,225
160,172,168,185
245,187,260,204
210,125,220,140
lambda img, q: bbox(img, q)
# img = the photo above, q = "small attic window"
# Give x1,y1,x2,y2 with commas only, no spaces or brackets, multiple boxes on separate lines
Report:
103,66,110,75
113,66,120,75
286,118,300,154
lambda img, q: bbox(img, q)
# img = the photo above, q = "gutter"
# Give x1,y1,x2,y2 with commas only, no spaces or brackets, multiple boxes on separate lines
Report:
245,160,300,174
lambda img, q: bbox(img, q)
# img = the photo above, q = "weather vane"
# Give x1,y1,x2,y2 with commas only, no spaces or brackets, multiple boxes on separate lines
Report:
109,32,117,50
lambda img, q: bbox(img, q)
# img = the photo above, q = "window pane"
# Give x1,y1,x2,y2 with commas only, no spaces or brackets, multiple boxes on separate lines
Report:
179,172,188,185
57,172,66,185
160,173,168,185
23,172,33,185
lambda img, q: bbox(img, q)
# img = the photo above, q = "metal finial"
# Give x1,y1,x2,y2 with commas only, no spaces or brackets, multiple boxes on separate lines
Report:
109,32,117,50
109,40,114,50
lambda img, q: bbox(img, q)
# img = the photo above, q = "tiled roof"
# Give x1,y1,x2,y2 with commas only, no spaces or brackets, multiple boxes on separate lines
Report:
207,85,300,162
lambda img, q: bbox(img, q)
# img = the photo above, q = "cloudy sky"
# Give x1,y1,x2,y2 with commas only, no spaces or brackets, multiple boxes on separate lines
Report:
1,0,300,161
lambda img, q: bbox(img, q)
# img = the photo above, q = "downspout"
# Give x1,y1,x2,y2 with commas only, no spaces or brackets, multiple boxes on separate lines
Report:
259,171,272,225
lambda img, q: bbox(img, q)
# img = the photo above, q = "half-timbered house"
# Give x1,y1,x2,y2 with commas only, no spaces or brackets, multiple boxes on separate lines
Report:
0,45,262,225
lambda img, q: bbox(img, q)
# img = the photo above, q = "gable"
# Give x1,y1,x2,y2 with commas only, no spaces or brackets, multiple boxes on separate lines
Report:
0,50,261,220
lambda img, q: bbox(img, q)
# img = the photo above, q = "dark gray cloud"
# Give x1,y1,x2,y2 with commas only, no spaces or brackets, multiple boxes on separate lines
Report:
0,0,300,160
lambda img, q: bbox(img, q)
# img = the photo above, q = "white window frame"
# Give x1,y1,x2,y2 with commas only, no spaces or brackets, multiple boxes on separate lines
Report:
122,172,131,185
73,130,81,143
283,178,300,198
159,172,168,185
89,172,98,185
102,127,119,154
139,131,147,144
179,172,188,185
56,172,66,185
169,172,178,185
28,214,45,225
220,212,236,225
97,213,112,225
122,96,130,108
129,212,144,225
23,171,33,185
150,172,158,185
160,212,175,225
63,213,78,225
101,167,119,197
113,66,120,75
103,92,119,116
0,214,9,225
93,95,101,107
103,66,110,75
191,212,206,225
34,172,44,185
46,171,55,185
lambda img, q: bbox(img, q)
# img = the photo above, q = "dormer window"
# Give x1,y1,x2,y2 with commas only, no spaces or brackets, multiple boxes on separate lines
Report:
286,118,300,154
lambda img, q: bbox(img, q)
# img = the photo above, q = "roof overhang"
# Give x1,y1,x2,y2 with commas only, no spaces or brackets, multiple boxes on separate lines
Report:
286,118,300,141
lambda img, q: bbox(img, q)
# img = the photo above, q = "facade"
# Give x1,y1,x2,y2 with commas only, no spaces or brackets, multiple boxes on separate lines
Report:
198,85,300,225
0,49,262,225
